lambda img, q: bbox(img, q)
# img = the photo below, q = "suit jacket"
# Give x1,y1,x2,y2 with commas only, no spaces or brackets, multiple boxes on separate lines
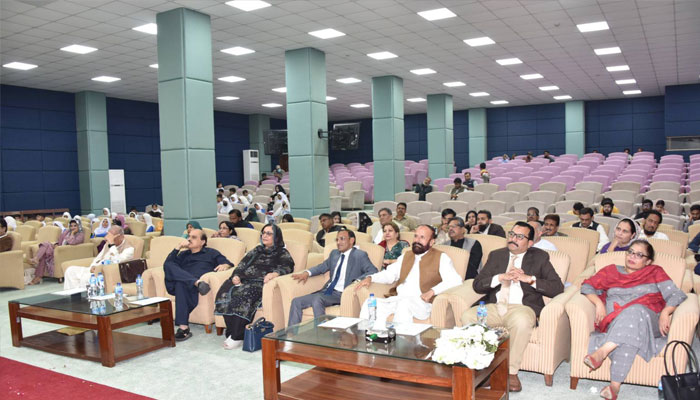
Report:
309,247,378,293
486,223,506,238
450,238,483,280
472,247,564,317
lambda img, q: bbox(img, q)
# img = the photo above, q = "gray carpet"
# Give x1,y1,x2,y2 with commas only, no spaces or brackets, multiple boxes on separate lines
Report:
1,281,689,399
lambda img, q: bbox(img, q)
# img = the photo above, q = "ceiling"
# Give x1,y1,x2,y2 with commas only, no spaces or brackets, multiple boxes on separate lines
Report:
1,0,699,120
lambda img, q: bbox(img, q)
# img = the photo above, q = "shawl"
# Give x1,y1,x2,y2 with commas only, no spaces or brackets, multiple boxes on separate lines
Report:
582,264,669,333
62,212,72,219
141,213,153,231
102,208,110,217
183,220,202,238
379,240,410,260
4,216,17,230
94,218,111,237
114,214,129,231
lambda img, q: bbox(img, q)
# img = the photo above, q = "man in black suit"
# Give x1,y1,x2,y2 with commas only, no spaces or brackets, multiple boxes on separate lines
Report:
315,213,341,247
470,210,506,238
287,229,377,326
462,222,564,392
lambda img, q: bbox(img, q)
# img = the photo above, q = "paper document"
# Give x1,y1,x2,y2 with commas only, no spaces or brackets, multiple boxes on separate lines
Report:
52,288,86,296
318,317,363,329
393,323,432,336
92,293,115,300
130,297,169,306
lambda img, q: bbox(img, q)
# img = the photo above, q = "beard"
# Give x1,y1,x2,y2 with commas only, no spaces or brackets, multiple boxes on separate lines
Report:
478,223,487,232
412,241,430,255
643,229,655,236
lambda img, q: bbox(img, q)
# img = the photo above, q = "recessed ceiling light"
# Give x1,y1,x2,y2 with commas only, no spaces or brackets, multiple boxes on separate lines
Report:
91,76,120,83
262,103,283,108
225,0,271,12
336,77,361,84
469,92,489,97
463,36,495,47
221,46,255,56
576,21,609,33
496,58,522,66
406,97,426,102
218,75,246,83
350,104,370,108
367,51,398,60
271,87,287,93
623,90,642,95
149,64,158,69
326,96,336,101
61,44,97,54
606,65,630,72
217,96,239,101
309,28,345,39
443,81,466,87
133,23,157,35
553,95,572,100
520,73,543,80
417,8,456,21
410,68,436,75
594,46,621,55
539,85,559,91
615,79,637,85
3,62,37,70
490,100,509,105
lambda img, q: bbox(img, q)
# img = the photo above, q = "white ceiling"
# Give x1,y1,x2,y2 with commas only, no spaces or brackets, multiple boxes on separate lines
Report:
1,0,699,120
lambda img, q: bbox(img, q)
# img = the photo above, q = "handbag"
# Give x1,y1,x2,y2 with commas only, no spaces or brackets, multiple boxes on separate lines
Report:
242,317,274,352
118,259,147,283
662,340,700,400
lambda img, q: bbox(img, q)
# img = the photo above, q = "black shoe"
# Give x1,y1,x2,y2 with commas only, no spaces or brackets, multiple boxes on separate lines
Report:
197,281,211,296
175,328,192,341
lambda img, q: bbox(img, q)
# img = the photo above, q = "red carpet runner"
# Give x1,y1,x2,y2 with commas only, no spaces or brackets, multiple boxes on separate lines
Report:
1,357,153,399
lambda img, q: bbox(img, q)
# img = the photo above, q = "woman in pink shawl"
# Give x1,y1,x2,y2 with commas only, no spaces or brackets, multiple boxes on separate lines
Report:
28,219,84,285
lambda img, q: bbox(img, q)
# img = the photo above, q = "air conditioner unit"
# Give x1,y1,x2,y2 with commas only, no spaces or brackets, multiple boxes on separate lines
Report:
243,149,260,182
108,169,126,214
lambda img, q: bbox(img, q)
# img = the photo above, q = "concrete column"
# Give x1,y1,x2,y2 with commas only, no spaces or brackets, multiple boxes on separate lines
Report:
248,114,271,175
75,91,110,215
371,76,405,201
468,108,487,166
285,47,330,218
427,94,453,178
565,101,585,156
157,8,217,233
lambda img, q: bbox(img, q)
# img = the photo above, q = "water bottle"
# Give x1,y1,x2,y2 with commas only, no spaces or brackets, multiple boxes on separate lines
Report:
98,300,106,314
135,274,144,300
88,274,97,299
97,273,105,296
368,293,377,325
90,300,99,314
477,301,488,326
658,380,664,399
114,283,123,310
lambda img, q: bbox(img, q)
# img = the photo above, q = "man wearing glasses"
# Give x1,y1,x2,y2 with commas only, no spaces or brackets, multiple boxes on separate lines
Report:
462,222,564,392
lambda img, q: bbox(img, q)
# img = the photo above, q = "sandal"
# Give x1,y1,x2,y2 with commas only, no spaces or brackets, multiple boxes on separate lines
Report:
600,385,618,400
584,354,604,371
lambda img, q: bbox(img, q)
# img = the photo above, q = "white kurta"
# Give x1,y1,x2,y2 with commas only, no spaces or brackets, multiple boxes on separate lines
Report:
360,251,461,323
64,241,135,290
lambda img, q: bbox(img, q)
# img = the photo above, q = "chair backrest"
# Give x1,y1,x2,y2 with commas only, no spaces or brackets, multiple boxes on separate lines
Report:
9,231,22,250
539,182,566,199
207,237,246,266
149,236,186,267
544,250,570,285
426,192,451,211
473,183,499,199
546,236,591,283
655,228,689,247
249,221,265,231
407,201,433,216
417,211,441,225
466,234,507,262
236,228,261,251
321,241,385,270
15,225,36,242
525,190,557,205
433,244,470,280
284,241,310,273
513,200,546,216
564,189,595,205
123,235,145,259
647,238,685,258
554,200,577,214
558,227,599,263
491,215,512,226
281,229,314,250
603,189,637,203
644,189,680,203
610,181,642,193
130,220,147,236
491,191,519,211
37,225,61,243
373,201,398,215
505,182,532,200
575,181,603,195
590,251,685,290
279,222,310,232
395,192,419,203
440,200,470,215
324,230,372,248
457,190,485,206
689,223,700,242
650,181,681,192
475,200,506,216
399,231,415,244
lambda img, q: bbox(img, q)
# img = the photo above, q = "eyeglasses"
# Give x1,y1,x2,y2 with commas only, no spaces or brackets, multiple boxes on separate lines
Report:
507,231,528,240
261,231,274,236
626,249,648,259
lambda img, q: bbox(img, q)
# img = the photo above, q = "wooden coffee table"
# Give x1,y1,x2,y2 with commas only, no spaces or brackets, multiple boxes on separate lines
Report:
9,292,175,367
262,316,509,400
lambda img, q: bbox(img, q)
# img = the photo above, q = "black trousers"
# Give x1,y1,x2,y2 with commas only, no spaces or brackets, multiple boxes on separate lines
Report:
223,314,248,340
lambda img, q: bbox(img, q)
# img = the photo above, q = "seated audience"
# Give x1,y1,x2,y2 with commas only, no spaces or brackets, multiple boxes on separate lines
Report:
580,240,685,400
572,207,610,251
543,213,567,237
356,225,461,324
637,210,669,240
218,199,233,215
568,202,584,216
183,220,202,238
470,210,506,238
634,199,653,219
0,218,12,252
479,162,490,183
331,211,342,224
526,207,540,223
288,229,377,326
357,212,373,233
655,199,669,215
394,202,417,231
33,214,47,227
371,208,404,244
501,154,510,164
94,218,111,238
465,210,477,232
600,198,618,218
447,217,483,279
316,213,341,247
29,220,85,285
436,208,457,245
599,218,639,254
214,224,293,348
450,178,466,200
624,148,632,161
167,228,234,341
212,221,238,239
229,209,254,229
150,204,163,217
463,172,476,191
281,214,294,223
141,213,155,233
528,220,557,251
241,189,253,204
542,150,555,163
64,226,135,290
462,222,564,392
414,176,433,201
229,187,239,204
245,204,264,222
683,204,700,232
378,222,410,266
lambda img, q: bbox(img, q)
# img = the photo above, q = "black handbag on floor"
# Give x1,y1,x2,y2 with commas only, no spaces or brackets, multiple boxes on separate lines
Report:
662,340,700,400
242,317,274,352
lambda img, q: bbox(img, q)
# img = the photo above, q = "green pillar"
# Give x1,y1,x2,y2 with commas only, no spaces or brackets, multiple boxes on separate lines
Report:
285,48,329,218
468,108,487,166
371,76,405,201
157,8,217,234
565,101,585,156
427,94,453,179
248,114,271,175
75,91,110,216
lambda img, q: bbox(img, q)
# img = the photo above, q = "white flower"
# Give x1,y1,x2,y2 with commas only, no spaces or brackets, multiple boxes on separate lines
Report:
484,330,499,346
433,324,499,370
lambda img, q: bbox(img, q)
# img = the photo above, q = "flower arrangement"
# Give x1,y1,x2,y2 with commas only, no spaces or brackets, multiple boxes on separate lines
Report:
431,324,501,369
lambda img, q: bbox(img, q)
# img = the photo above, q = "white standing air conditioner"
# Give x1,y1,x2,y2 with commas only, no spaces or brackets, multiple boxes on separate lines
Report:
243,149,260,182
108,169,126,214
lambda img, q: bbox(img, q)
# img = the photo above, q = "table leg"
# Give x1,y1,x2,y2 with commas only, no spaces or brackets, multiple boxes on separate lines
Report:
262,338,280,400
9,303,22,347
452,366,475,400
97,315,116,367
160,301,175,347
490,348,509,398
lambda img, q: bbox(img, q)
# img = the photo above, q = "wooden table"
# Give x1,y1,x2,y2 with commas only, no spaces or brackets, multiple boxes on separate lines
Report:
262,325,509,400
9,299,174,367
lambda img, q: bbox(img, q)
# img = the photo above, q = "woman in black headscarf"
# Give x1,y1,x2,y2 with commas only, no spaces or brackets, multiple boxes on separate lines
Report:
357,212,373,233
214,223,294,349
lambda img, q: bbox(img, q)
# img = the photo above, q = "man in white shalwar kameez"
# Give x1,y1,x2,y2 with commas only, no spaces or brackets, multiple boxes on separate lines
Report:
356,225,462,323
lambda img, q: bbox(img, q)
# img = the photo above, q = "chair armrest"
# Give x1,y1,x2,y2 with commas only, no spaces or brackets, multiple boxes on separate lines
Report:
537,285,579,345
572,266,596,287
441,279,483,326
564,293,596,359
54,243,97,278
142,266,165,298
203,269,234,297
103,263,121,293
353,282,395,314
540,285,580,323
667,293,700,343
0,250,25,289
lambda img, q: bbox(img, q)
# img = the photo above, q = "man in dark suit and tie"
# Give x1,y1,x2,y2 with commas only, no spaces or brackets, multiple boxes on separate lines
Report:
287,229,377,326
470,210,506,238
462,222,564,392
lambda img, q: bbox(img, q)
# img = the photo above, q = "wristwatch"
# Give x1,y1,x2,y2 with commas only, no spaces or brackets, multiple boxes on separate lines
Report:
528,276,537,285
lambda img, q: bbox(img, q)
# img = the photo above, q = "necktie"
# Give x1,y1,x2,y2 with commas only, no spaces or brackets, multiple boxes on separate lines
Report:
496,254,517,316
324,254,345,295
